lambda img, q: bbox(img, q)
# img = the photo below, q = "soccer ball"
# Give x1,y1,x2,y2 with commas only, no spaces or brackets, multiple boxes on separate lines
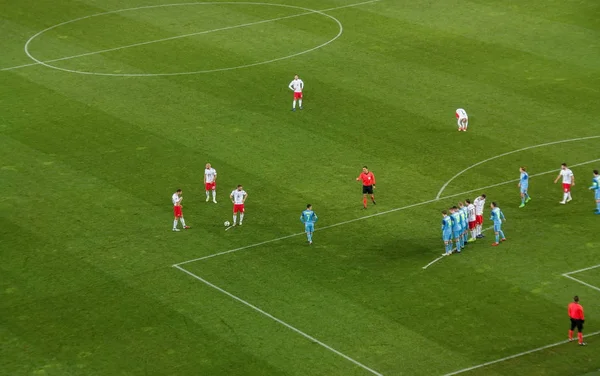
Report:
224,221,231,227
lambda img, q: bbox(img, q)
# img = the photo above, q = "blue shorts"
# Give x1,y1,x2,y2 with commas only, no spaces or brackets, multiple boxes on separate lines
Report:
520,186,528,194
442,232,452,242
595,191,600,200
453,230,462,239
304,223,314,233
493,223,502,232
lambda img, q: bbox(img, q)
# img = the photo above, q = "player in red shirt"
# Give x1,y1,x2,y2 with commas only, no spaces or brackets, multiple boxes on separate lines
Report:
568,295,586,345
356,166,376,209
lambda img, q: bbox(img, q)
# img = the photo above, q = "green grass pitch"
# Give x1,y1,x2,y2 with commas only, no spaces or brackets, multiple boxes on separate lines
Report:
1,0,600,375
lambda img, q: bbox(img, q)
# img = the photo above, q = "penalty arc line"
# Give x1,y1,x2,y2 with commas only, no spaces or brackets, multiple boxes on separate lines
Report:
442,330,600,375
173,157,600,267
1,0,381,72
173,264,384,376
436,135,600,199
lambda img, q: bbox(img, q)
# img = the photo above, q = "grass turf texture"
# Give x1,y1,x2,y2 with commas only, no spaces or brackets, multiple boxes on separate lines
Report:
1,0,600,375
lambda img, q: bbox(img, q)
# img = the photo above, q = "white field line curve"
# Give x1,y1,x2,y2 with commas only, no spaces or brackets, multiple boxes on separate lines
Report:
174,157,600,266
1,0,380,73
442,330,600,375
174,264,384,376
436,135,600,199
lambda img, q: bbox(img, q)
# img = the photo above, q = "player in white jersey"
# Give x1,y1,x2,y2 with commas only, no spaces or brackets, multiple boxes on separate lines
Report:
230,185,248,226
466,198,477,242
554,163,575,204
204,163,217,203
473,194,486,238
288,74,304,111
171,189,190,231
455,108,468,131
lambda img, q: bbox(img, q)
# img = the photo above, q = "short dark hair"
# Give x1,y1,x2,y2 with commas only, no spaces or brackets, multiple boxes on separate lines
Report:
452,206,458,209
574,295,579,302
307,204,312,209
442,210,447,215
176,189,182,193
237,184,242,188
520,166,526,171
491,202,497,207
594,170,599,175
562,163,567,167
481,194,486,198
465,199,471,204
363,165,368,169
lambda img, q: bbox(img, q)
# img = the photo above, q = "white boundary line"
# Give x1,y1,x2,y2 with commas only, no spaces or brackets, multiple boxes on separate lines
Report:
442,330,600,376
436,135,600,199
174,157,600,266
1,0,381,76
562,264,600,293
174,264,384,376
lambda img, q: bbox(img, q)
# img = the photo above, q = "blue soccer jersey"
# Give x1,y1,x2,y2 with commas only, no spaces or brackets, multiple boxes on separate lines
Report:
490,207,505,231
591,176,600,199
520,171,529,192
460,207,468,228
300,209,318,232
442,216,452,240
451,212,462,236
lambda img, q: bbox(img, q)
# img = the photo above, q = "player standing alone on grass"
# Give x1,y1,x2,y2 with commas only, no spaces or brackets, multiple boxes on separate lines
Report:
289,74,304,111
554,163,575,204
356,166,376,209
474,194,486,238
456,108,468,131
588,169,600,214
300,204,318,245
518,167,531,208
230,185,247,226
490,202,506,246
568,296,586,345
204,163,217,203
172,189,191,232
441,210,453,256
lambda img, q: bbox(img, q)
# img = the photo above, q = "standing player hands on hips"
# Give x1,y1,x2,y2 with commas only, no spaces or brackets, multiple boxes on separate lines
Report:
455,108,468,131
204,163,217,203
230,185,247,226
356,166,376,209
554,162,575,204
289,74,304,111
172,189,191,232
589,169,600,214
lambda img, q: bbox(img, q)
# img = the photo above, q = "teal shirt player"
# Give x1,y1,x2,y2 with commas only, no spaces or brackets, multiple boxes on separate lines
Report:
301,209,318,232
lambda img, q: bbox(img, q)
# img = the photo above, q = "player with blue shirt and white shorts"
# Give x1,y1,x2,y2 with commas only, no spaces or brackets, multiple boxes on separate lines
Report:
490,202,506,246
519,167,531,208
300,204,318,244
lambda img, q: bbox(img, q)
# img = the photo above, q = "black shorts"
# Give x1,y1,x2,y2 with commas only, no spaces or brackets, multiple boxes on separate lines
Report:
362,185,374,194
570,318,584,331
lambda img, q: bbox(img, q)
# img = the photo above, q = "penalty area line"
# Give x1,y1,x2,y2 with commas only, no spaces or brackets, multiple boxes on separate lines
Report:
174,264,385,376
442,330,600,375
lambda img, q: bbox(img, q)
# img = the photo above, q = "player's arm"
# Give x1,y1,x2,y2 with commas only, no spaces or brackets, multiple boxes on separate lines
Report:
213,171,217,182
243,193,248,203
230,192,234,203
501,210,506,222
372,173,376,188
300,213,305,223
204,174,207,184
571,174,575,186
554,173,561,183
288,81,294,91
590,181,599,190
313,213,318,222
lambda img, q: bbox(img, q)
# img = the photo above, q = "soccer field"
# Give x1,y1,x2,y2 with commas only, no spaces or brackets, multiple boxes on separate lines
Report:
2,0,600,375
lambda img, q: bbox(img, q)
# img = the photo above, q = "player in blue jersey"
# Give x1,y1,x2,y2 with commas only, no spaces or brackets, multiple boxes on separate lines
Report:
459,202,469,245
441,210,453,256
300,204,318,244
450,206,463,253
490,202,506,246
589,170,600,214
518,167,531,208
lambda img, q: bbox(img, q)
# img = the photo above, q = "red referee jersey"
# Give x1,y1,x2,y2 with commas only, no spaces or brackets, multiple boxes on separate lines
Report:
358,172,376,186
568,302,584,320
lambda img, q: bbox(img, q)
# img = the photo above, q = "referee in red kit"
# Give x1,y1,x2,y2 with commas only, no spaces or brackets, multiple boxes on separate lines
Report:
356,166,376,209
568,296,586,346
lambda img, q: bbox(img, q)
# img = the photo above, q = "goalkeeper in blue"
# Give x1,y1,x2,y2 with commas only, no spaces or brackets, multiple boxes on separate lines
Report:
518,167,531,208
490,202,506,246
589,170,600,214
300,204,318,244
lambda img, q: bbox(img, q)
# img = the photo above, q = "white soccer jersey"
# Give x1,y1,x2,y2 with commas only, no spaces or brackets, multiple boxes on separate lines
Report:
560,168,574,184
474,197,486,215
456,108,468,119
172,193,181,206
204,168,217,183
467,204,476,222
289,79,304,93
231,190,247,204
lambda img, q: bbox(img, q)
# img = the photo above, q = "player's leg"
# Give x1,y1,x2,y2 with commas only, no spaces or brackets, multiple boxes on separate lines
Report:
498,226,506,241
292,95,297,111
212,185,217,203
577,320,585,345
457,117,462,131
520,190,526,207
179,216,188,228
232,207,237,225
206,189,210,202
492,224,500,245
463,117,468,130
298,95,303,110
595,197,600,213
362,187,368,208
173,216,179,231
569,319,576,341
561,185,568,203
240,208,244,225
